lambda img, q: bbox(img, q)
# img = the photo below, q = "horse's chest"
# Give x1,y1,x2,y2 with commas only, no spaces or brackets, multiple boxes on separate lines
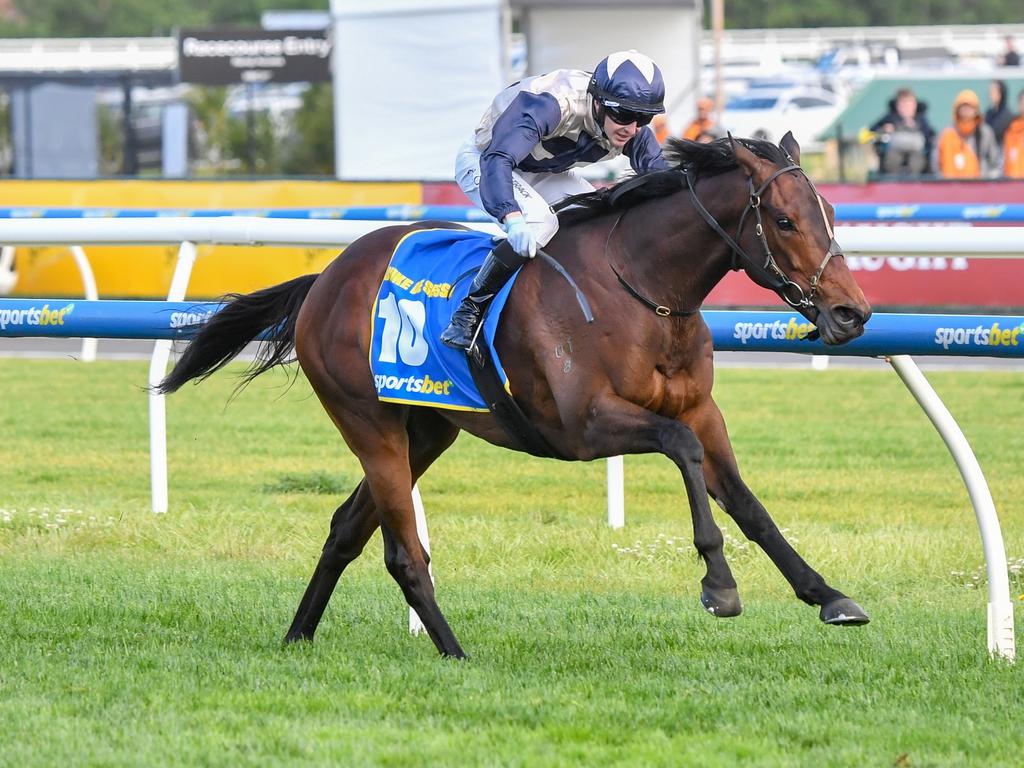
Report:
643,367,698,419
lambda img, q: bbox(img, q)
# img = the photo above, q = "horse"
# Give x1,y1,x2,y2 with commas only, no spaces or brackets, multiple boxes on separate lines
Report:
159,133,872,658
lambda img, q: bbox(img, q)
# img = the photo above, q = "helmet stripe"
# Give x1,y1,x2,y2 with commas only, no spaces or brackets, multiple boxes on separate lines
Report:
606,50,656,84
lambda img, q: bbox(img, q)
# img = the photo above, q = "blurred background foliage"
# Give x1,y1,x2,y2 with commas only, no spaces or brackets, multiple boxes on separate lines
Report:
0,0,327,38
0,0,1019,37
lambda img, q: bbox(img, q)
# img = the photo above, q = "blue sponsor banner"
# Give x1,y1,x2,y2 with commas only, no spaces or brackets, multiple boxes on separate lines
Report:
0,203,1022,222
2,299,1023,358
0,299,221,339
707,311,1024,357
0,205,495,222
837,203,1024,222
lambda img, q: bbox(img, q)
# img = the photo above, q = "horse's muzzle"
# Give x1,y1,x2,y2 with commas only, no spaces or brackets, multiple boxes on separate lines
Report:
815,302,872,345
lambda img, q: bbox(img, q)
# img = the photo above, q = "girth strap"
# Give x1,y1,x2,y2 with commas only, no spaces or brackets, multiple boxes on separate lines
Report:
466,325,562,459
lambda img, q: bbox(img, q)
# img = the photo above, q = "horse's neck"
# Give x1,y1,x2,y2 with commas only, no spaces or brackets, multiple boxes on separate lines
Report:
617,179,743,309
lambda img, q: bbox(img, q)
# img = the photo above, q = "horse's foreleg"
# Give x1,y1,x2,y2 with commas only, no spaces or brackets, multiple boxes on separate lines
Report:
582,397,740,617
694,402,869,625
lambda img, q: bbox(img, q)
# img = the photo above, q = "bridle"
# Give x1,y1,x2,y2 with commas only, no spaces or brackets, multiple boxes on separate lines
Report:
683,161,843,311
604,156,843,317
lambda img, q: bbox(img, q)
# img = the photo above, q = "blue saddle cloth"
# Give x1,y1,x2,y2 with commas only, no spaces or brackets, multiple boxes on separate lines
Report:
369,228,518,411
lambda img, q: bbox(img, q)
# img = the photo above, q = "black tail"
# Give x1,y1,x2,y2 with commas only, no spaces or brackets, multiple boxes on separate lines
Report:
158,274,318,394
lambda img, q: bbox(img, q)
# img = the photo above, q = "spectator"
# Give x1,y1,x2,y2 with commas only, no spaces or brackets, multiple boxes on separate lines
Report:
998,35,1021,67
1002,89,1024,178
651,113,670,145
869,88,934,175
985,79,1014,146
695,130,717,144
683,97,717,141
935,89,1001,179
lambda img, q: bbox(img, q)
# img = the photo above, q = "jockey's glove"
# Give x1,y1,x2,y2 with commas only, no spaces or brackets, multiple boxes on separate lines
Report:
504,217,538,258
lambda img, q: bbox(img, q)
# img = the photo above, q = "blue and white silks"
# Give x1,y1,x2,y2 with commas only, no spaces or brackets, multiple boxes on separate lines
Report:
369,228,516,411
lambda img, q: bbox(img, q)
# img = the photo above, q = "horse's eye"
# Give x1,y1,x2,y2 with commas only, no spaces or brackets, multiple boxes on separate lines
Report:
776,216,795,231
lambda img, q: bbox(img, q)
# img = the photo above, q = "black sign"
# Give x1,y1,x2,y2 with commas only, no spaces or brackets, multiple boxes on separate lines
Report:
178,28,332,85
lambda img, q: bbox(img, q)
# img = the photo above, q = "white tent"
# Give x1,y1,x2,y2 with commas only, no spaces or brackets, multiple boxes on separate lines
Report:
330,0,506,181
329,0,702,181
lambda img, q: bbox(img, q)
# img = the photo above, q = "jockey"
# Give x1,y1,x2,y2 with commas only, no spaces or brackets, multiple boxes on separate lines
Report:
441,50,671,352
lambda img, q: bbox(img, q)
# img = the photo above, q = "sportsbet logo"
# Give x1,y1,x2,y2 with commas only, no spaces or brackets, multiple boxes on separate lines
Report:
374,372,453,396
733,317,816,344
935,322,1023,350
169,309,215,329
0,302,74,331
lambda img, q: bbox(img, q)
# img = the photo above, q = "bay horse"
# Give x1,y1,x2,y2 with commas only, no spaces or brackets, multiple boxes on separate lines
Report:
159,134,872,658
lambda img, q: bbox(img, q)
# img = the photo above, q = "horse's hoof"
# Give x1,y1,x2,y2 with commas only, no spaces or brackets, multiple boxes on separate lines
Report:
700,586,743,617
820,597,870,626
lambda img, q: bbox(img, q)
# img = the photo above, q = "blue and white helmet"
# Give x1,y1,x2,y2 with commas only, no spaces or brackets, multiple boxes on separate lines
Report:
588,50,666,114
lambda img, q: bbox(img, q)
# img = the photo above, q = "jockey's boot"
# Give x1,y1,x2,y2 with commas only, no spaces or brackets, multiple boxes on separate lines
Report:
441,240,529,352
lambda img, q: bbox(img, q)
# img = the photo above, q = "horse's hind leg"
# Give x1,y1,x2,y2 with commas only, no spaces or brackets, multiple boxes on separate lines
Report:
363,417,465,658
284,410,460,644
285,480,378,643
693,400,869,625
581,396,740,617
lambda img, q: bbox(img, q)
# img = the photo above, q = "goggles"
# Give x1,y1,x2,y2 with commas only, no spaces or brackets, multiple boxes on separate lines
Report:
602,102,655,127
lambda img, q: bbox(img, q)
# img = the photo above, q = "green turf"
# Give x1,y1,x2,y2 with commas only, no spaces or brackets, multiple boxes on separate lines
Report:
1,359,1022,766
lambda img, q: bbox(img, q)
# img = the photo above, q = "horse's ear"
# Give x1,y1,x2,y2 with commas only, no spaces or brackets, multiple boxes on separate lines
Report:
779,131,801,165
729,133,760,177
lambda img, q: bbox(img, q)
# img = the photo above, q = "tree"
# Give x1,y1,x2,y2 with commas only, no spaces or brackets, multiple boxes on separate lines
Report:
0,0,328,38
282,84,333,176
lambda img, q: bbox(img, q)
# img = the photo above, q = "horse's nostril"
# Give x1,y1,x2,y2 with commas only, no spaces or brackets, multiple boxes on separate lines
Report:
833,305,864,327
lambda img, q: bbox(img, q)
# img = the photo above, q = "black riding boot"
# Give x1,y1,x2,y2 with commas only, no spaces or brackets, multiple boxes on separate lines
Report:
441,241,528,351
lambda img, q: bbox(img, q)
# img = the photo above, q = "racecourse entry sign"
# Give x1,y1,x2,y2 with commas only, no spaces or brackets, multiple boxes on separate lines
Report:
178,28,332,85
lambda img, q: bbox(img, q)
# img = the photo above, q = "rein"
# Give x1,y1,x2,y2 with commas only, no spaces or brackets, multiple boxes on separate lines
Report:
683,162,841,311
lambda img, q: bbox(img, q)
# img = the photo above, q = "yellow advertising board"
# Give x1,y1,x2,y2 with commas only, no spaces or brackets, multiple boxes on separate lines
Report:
0,179,422,298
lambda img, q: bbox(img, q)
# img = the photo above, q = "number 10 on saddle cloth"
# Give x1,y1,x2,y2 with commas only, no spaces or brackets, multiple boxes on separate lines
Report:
369,228,519,412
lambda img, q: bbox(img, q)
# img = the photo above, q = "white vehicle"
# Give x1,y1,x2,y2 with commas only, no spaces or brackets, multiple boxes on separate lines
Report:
720,87,844,151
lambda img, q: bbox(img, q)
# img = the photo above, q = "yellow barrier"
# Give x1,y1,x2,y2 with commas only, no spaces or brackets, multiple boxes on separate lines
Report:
0,179,423,298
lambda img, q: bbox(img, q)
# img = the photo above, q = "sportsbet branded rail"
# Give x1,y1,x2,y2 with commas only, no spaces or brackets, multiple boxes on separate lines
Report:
2,298,1023,358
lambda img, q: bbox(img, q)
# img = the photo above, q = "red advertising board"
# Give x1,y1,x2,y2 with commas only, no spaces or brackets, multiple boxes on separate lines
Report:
705,254,1024,309
422,180,1024,309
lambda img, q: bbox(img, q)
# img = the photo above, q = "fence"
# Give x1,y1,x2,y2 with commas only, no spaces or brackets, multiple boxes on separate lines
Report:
1,203,1024,222
0,215,1018,660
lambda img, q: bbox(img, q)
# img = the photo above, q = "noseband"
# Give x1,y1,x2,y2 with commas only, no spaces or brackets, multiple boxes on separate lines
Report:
683,162,842,310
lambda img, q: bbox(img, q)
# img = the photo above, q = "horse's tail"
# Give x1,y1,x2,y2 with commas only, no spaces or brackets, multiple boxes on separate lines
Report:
157,274,318,394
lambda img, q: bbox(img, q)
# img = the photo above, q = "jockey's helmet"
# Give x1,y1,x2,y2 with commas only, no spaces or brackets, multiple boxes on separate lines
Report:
588,50,666,123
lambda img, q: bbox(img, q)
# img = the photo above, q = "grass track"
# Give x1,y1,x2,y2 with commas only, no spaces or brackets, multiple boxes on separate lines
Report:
1,359,1022,766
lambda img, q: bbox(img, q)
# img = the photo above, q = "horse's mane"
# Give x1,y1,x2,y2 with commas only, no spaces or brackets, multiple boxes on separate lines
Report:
554,136,792,227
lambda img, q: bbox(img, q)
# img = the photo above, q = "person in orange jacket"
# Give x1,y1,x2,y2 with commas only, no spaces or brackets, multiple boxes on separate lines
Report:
935,89,1001,178
1003,89,1024,178
683,97,717,141
651,113,670,144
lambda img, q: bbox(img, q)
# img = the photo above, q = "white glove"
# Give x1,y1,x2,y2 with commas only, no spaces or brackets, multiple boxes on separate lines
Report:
504,217,537,258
